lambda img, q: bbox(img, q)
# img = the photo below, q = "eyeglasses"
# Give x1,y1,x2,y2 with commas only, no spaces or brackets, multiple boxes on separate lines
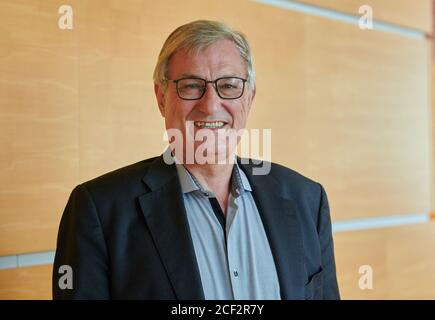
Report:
164,76,248,100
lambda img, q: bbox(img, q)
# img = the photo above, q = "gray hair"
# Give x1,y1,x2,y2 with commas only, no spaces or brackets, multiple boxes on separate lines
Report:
153,20,255,88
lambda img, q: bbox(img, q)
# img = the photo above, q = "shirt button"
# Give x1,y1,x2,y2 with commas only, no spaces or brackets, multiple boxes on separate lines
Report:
234,271,239,277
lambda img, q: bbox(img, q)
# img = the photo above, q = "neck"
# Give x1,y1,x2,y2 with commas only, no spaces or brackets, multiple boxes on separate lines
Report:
184,162,234,197
185,162,234,216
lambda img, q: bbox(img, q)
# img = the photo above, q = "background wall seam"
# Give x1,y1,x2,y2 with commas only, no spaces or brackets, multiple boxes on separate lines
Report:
0,213,430,270
253,0,426,39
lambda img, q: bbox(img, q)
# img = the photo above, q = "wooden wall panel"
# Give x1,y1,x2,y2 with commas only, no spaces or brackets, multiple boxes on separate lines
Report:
0,264,52,300
301,17,431,219
247,4,431,220
433,62,435,213
334,222,435,299
0,0,79,255
76,0,166,181
297,0,433,33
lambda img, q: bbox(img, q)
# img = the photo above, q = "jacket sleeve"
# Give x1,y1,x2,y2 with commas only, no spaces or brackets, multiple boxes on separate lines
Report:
317,184,340,299
52,184,110,299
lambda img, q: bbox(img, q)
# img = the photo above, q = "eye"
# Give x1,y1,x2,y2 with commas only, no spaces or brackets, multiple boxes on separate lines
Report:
182,83,202,89
220,83,236,89
218,78,243,91
178,79,205,91
219,81,240,90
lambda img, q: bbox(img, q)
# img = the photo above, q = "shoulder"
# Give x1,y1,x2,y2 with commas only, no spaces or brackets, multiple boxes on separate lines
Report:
239,158,324,204
272,162,324,207
270,162,321,194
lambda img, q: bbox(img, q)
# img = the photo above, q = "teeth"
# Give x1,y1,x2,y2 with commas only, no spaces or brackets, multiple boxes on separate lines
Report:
194,121,225,129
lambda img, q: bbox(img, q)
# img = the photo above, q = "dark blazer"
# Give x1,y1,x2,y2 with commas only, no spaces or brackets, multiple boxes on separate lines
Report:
53,155,340,300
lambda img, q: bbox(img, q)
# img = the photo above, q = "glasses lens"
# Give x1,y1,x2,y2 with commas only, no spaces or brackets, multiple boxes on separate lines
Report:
216,77,244,99
177,78,205,99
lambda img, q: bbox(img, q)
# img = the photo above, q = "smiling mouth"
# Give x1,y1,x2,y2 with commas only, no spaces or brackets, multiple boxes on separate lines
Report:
194,121,227,129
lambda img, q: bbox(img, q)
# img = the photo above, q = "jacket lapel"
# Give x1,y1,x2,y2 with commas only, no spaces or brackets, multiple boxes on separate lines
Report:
239,160,306,300
138,156,204,299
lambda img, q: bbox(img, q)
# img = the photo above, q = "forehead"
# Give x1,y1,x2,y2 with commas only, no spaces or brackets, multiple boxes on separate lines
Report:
167,39,246,78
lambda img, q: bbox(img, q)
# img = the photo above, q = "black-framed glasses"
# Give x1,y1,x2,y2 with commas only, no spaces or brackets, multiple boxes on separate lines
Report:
165,76,248,100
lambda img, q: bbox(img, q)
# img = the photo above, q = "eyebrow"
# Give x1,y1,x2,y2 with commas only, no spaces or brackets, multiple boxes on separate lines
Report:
180,74,202,79
179,73,242,79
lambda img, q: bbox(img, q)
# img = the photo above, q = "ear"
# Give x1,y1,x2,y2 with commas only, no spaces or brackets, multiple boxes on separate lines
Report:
154,82,166,117
247,84,256,107
251,84,256,102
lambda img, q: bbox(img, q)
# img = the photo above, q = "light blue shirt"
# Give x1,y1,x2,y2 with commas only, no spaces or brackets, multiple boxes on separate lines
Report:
175,161,281,300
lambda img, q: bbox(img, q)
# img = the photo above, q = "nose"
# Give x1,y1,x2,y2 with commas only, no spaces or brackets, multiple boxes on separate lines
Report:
195,82,222,115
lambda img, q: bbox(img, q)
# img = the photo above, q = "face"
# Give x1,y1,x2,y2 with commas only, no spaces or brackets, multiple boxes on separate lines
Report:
154,38,256,164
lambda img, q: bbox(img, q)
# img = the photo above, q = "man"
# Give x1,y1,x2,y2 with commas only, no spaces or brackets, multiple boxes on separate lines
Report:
53,20,340,300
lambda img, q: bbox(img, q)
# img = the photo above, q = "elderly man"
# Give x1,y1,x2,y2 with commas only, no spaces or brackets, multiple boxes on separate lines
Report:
53,20,340,300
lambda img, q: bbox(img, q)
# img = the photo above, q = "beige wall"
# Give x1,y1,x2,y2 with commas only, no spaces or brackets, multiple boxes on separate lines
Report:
335,221,435,299
0,265,52,300
0,0,433,299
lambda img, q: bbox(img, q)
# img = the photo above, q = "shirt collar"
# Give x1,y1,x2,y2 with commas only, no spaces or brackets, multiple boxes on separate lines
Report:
168,148,252,197
175,162,201,194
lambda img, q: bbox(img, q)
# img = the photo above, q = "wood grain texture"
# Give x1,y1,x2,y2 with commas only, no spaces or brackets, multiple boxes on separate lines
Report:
432,62,435,213
0,0,79,255
334,221,435,299
297,0,433,33
247,3,432,220
301,16,431,219
0,264,52,300
2,222,435,299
